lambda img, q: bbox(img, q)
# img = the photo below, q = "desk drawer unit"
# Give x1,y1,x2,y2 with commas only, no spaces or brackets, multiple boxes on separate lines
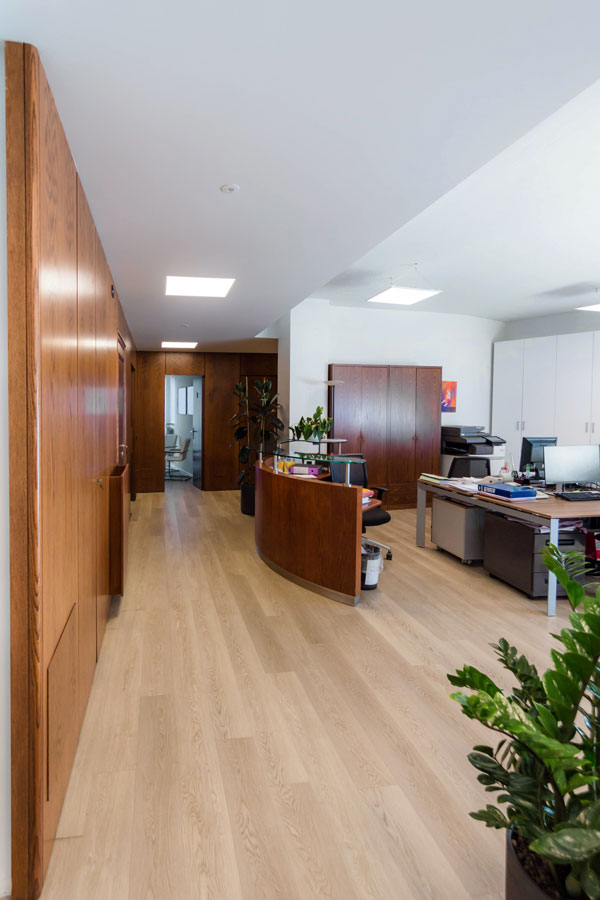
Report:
431,497,486,563
483,513,585,598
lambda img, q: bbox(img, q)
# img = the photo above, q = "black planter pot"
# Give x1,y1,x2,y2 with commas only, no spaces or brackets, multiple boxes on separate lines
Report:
240,483,255,517
505,830,558,900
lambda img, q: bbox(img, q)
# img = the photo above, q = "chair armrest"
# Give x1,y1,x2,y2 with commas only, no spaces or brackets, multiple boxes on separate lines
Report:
371,485,389,500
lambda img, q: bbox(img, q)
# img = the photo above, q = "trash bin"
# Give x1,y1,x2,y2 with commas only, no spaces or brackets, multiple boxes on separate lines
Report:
361,543,383,590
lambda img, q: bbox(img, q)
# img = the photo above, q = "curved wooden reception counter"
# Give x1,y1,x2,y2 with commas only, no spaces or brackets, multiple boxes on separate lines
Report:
255,461,365,604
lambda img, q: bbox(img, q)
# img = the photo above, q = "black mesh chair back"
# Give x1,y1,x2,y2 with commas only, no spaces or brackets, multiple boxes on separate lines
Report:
329,458,368,488
447,457,490,478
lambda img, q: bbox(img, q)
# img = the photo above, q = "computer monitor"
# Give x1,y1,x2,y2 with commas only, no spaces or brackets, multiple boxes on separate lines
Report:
543,444,600,488
520,437,557,476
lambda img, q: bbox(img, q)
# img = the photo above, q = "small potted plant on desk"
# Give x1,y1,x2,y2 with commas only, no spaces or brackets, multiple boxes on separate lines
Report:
289,406,333,447
449,546,600,899
231,378,283,516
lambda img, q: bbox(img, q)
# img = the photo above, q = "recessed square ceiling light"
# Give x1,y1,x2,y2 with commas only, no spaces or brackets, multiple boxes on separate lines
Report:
161,341,198,349
367,286,441,305
165,275,235,297
576,304,600,312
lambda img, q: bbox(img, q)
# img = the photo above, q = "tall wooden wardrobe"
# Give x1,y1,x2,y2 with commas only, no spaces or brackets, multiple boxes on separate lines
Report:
328,364,442,508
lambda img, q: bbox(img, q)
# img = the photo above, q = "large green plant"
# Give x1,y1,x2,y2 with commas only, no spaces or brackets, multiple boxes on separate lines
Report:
231,378,284,486
289,406,333,442
449,546,600,898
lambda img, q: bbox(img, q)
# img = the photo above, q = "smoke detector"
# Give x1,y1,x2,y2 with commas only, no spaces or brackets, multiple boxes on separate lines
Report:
220,183,240,193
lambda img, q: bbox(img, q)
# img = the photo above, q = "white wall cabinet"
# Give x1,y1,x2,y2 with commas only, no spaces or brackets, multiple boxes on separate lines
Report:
491,336,557,466
493,331,600,461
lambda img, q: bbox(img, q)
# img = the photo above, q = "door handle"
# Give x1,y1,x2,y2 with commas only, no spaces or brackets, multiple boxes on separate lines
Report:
96,478,104,489
521,421,525,431
119,443,128,450
586,422,590,433
516,420,520,430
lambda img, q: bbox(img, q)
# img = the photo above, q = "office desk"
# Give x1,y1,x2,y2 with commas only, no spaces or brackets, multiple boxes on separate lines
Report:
255,461,380,605
416,478,600,616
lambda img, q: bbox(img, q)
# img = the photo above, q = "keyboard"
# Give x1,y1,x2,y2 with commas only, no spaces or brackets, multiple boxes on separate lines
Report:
555,491,600,501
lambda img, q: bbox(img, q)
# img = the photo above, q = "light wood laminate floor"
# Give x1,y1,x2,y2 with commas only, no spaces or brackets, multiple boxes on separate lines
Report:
41,484,572,900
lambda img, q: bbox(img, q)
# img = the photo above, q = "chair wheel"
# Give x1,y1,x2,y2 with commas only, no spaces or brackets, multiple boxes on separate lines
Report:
385,551,392,560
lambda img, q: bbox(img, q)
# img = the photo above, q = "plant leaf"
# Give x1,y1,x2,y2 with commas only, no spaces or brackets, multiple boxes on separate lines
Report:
531,828,600,863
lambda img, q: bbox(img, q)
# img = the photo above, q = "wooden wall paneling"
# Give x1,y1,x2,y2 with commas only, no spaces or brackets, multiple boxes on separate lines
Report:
45,605,78,848
203,353,240,490
240,352,277,377
117,298,136,490
164,351,205,376
94,241,113,655
134,352,166,492
328,365,362,453
415,367,442,479
359,366,389,487
388,366,417,507
37,49,81,879
6,40,42,900
76,178,98,721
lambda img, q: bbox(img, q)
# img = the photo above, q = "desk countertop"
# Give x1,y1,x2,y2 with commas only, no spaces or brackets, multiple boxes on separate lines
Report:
419,478,600,519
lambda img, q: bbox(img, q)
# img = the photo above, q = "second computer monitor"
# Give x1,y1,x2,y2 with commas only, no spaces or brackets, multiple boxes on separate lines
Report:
543,444,600,487
520,437,557,475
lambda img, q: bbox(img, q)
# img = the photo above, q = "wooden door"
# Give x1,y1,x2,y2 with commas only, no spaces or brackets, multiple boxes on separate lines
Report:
360,366,389,486
328,365,362,453
76,179,97,720
388,366,417,507
555,332,594,445
415,367,442,481
203,353,241,490
117,334,127,465
491,340,524,465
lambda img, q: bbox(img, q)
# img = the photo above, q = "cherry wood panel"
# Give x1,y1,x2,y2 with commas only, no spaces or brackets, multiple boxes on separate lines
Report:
415,367,442,478
388,367,417,484
6,41,42,900
255,464,362,600
240,352,277,377
94,241,114,656
164,351,205,376
134,352,166,493
76,179,97,722
45,605,78,853
360,366,389,486
328,365,362,453
203,353,240,490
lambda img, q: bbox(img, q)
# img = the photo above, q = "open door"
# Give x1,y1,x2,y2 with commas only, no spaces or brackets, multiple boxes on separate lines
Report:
192,377,203,489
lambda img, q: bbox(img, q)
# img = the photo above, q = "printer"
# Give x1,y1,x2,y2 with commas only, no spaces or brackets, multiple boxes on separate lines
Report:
442,425,506,456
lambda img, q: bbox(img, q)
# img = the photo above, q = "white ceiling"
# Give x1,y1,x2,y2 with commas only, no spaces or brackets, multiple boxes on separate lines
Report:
3,1,600,347
317,77,600,322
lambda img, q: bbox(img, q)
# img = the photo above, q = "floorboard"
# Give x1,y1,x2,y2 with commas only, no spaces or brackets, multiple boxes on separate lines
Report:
40,483,573,899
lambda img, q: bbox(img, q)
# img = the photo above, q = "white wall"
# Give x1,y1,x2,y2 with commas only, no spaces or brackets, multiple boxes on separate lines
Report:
0,42,12,898
500,310,600,341
277,299,503,432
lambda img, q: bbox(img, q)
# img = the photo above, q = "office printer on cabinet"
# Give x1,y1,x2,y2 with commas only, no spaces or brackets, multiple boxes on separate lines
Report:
441,426,506,477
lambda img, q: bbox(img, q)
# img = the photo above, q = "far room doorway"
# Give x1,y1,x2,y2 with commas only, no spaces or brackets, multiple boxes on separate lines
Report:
165,374,203,488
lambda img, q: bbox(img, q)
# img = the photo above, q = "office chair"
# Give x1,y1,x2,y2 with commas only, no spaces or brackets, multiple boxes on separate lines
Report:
165,438,192,480
165,432,179,449
329,458,392,560
447,457,490,478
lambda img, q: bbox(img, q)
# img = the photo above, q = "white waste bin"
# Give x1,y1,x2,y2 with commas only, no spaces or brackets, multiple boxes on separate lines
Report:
361,543,383,590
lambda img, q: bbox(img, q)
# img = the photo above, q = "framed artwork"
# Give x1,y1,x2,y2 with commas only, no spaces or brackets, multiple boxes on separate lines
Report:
441,381,457,413
187,385,194,413
177,386,187,415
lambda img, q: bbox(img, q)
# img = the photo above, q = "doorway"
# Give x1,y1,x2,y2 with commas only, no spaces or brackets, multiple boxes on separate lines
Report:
164,374,203,486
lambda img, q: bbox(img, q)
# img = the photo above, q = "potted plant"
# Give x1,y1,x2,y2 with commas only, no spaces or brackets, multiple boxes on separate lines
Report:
449,545,600,899
289,406,333,444
231,378,284,516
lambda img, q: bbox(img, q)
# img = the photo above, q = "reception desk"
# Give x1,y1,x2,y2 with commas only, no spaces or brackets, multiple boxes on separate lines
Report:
255,461,366,604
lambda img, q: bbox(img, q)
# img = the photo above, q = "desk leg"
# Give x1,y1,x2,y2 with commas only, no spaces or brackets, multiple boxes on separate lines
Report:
547,518,559,617
416,483,427,548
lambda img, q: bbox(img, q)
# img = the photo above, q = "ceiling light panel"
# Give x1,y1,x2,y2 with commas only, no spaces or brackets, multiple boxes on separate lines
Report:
576,304,600,312
161,341,198,349
165,275,235,297
367,286,441,305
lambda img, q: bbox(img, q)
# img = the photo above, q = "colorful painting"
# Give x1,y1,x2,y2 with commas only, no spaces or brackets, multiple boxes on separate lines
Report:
441,381,457,413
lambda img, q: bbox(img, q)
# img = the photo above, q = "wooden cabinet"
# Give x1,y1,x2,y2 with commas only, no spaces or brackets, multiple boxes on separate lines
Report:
555,332,594,445
329,364,441,508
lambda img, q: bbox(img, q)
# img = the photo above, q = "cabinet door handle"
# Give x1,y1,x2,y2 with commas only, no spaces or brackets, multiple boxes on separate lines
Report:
593,422,596,434
586,422,589,433
516,420,520,430
96,478,104,489
522,421,525,431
